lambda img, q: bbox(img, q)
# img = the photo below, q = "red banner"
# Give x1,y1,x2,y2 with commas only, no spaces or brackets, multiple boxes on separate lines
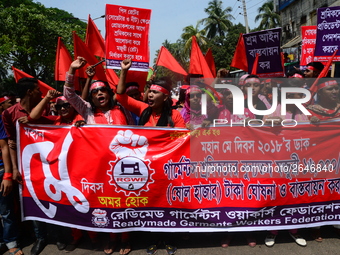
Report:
105,4,151,72
300,26,317,66
19,122,340,233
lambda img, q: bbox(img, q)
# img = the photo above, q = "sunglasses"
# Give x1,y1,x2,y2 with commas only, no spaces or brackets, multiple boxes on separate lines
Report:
190,93,202,98
55,103,71,110
91,86,108,95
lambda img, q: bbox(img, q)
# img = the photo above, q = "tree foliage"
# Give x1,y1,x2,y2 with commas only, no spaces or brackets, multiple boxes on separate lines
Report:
0,0,86,92
255,0,281,30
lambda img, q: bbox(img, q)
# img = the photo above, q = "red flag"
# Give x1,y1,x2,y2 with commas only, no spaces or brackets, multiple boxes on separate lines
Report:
85,15,105,58
251,53,259,75
309,49,338,96
126,71,148,91
55,37,72,81
156,46,188,76
106,68,119,90
73,31,107,81
204,48,216,78
230,33,248,72
12,67,54,97
189,36,213,78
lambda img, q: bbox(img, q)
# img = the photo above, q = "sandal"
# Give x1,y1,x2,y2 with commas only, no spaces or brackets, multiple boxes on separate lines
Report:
8,248,23,255
146,244,157,255
165,244,177,255
221,236,231,248
119,242,131,255
104,241,117,255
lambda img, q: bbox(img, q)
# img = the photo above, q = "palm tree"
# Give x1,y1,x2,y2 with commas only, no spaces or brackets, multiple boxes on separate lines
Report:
255,0,281,30
200,0,234,39
181,22,208,54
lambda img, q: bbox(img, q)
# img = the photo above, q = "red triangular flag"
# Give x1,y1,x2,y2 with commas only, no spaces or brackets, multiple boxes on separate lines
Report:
251,53,259,75
55,37,73,81
85,15,105,58
230,33,248,72
106,68,119,90
204,48,216,78
189,36,213,78
73,31,107,81
156,46,188,76
12,66,54,97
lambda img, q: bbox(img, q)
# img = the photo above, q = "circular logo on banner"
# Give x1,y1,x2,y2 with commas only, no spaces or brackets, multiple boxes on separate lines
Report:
107,156,154,196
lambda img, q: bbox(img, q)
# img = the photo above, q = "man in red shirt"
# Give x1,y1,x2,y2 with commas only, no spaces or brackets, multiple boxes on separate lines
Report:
2,77,57,255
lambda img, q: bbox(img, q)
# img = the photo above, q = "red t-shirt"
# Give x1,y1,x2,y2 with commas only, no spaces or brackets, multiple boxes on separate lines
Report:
115,93,185,128
2,103,57,140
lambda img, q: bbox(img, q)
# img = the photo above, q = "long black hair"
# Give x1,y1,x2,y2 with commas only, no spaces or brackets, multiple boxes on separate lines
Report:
138,77,175,127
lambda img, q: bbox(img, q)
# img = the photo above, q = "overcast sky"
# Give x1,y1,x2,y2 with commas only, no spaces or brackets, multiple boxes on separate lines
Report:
34,0,261,61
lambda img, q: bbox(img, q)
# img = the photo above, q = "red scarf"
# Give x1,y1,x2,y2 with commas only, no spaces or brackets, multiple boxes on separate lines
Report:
94,106,127,125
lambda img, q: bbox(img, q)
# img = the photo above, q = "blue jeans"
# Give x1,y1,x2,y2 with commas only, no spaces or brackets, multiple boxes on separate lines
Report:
0,170,19,249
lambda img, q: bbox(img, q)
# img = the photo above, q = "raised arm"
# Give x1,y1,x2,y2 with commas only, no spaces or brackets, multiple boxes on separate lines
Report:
81,66,95,100
116,59,132,94
65,56,87,88
28,90,61,121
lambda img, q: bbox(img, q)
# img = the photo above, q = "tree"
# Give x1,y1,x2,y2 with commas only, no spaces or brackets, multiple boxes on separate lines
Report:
255,0,281,30
0,1,86,91
207,23,246,71
181,22,208,55
200,0,234,39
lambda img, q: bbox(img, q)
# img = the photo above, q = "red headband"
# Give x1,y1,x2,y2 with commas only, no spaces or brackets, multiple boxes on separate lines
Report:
150,84,169,95
90,81,106,91
265,79,271,83
306,66,320,73
0,96,9,104
186,86,202,95
290,73,304,78
56,96,67,104
245,78,261,84
318,80,338,90
126,86,139,93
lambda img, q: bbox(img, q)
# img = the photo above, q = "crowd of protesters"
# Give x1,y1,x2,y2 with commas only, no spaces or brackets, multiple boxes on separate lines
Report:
0,56,339,255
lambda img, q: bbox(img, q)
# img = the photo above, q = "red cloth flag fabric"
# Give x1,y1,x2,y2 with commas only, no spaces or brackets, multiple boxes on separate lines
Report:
12,67,54,97
55,37,72,81
230,33,248,72
189,36,213,78
156,46,188,76
251,53,259,75
204,48,216,78
73,31,107,81
85,15,105,58
106,68,119,90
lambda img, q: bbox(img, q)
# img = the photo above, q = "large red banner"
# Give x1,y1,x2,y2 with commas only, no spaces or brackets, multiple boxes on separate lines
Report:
105,4,151,72
19,122,340,233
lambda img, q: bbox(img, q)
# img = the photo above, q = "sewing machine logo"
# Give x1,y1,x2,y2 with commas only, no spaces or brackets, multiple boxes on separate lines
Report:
107,130,154,196
91,209,109,227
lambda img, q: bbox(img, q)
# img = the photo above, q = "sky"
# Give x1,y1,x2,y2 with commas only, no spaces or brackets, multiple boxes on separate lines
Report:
34,0,261,62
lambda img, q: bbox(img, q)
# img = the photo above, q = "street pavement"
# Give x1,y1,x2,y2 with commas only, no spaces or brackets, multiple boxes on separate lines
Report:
4,225,340,255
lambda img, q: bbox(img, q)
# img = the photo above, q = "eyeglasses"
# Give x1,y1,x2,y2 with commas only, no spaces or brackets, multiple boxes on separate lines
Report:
190,93,202,99
91,86,108,95
55,103,71,110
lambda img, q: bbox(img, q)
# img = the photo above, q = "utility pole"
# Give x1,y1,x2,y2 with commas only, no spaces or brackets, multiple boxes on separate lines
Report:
239,0,250,33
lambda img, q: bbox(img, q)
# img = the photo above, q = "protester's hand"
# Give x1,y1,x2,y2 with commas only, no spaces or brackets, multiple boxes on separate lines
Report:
110,130,148,159
46,90,61,100
18,116,29,124
265,116,283,125
74,120,86,127
70,56,87,71
201,119,211,128
310,116,320,124
0,179,12,196
8,140,16,150
85,66,96,78
186,123,194,131
121,59,132,70
13,169,22,184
